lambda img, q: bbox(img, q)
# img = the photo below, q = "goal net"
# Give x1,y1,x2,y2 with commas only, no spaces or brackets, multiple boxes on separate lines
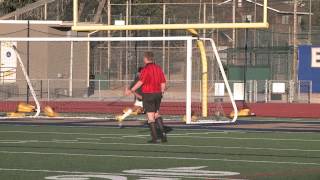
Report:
0,36,237,124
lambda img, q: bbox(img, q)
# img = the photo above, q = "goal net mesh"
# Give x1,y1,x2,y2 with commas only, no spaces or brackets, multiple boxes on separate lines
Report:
0,37,236,123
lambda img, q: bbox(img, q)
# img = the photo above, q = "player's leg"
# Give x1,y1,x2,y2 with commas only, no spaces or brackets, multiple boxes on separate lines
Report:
147,112,158,143
133,99,144,115
143,94,159,143
154,93,167,142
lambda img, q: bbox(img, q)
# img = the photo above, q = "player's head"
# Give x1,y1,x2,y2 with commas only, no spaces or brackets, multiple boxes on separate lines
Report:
138,66,143,73
137,66,143,76
143,51,154,64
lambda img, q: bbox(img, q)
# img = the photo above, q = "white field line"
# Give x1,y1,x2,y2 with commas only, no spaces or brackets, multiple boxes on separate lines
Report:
0,140,38,144
0,140,319,153
0,130,218,137
168,136,320,142
122,135,148,138
76,138,101,141
99,137,124,139
0,168,246,180
0,150,319,166
0,130,138,136
52,139,78,142
1,130,319,142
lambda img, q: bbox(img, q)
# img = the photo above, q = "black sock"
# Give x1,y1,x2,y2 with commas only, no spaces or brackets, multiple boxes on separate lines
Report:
148,122,158,143
156,117,167,142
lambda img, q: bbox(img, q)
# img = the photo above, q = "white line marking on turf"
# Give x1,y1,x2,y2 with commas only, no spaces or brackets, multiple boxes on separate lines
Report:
168,136,320,142
0,150,319,166
0,130,138,136
1,130,320,142
122,135,148,138
100,137,124,139
52,139,78,142
0,168,246,180
122,132,212,138
0,140,38,144
0,140,319,152
76,138,101,141
0,129,319,137
0,130,222,137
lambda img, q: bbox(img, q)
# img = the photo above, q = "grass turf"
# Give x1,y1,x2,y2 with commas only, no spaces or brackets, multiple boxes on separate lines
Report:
0,124,319,180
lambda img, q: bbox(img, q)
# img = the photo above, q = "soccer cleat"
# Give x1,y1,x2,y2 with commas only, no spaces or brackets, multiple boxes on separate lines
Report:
119,108,133,120
115,115,124,122
147,139,159,144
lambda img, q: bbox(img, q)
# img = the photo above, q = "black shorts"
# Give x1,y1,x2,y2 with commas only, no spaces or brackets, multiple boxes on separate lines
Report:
142,93,162,113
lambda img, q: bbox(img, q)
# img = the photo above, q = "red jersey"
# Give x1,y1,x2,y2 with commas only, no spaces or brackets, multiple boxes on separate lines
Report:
140,63,166,93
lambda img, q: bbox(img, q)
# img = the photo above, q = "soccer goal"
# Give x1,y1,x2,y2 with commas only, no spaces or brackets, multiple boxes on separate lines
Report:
0,36,237,124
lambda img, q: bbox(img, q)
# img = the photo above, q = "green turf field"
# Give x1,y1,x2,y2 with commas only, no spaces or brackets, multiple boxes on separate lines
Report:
0,124,319,180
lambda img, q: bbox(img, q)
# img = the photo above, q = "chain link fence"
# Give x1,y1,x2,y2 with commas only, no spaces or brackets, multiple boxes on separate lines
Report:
0,79,313,103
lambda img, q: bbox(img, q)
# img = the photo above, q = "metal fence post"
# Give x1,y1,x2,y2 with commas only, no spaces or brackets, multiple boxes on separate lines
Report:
47,79,50,101
297,80,301,102
309,81,312,104
248,80,253,103
289,80,294,103
253,80,257,103
265,80,268,103
99,80,101,99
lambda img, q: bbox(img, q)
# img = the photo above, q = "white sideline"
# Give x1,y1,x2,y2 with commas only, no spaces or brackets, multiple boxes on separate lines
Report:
0,130,221,136
0,131,320,142
0,150,319,166
0,130,319,142
0,139,319,152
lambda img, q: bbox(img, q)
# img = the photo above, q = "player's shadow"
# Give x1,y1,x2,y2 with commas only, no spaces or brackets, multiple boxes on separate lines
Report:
138,125,173,136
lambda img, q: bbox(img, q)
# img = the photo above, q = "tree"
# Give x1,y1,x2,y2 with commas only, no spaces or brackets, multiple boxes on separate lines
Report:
0,0,37,16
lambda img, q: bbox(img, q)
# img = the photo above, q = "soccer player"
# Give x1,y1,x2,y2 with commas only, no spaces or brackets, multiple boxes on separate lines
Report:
116,67,144,124
126,52,167,143
130,67,144,112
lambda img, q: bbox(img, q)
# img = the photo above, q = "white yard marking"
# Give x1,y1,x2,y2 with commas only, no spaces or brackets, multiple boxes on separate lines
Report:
0,167,246,180
0,150,319,166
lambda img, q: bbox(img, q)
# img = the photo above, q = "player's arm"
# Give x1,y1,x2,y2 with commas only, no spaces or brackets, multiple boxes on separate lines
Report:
125,80,143,96
131,81,143,92
160,69,167,94
133,91,143,100
161,83,166,94
125,68,146,96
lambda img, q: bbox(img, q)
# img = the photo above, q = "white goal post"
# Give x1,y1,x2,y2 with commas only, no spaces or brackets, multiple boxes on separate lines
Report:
0,36,238,123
